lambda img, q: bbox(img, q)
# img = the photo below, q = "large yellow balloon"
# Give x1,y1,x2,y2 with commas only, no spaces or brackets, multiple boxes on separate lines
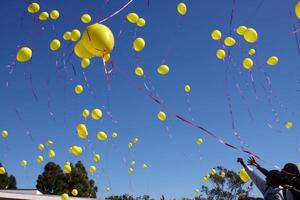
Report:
94,154,101,162
64,163,72,173
75,84,83,94
50,10,60,20
211,30,222,41
81,58,90,69
97,131,107,141
50,39,61,51
82,23,115,57
63,32,71,41
71,29,81,42
236,26,247,35
266,56,279,66
48,149,55,158
37,155,44,163
72,189,78,196
82,109,90,118
74,40,95,59
224,37,236,47
89,165,97,173
61,193,69,200
39,12,49,21
16,47,32,62
157,65,169,75
239,168,250,183
285,121,293,129
296,1,300,19
27,3,40,14
38,144,44,151
1,130,8,138
243,58,253,70
81,14,91,24
127,13,139,23
135,67,144,76
157,111,167,121
77,124,88,139
21,160,27,167
133,37,145,52
137,18,146,27
177,3,187,15
92,108,103,120
0,167,5,174
216,49,226,60
243,28,258,43
184,85,191,92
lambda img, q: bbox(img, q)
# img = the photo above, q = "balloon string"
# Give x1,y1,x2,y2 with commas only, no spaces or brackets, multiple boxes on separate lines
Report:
97,0,134,24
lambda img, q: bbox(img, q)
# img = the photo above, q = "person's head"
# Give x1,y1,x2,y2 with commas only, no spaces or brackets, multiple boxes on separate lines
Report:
281,163,299,184
238,192,248,200
266,170,282,188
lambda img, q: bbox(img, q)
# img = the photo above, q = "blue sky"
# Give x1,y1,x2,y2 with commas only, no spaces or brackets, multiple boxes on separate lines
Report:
1,0,300,199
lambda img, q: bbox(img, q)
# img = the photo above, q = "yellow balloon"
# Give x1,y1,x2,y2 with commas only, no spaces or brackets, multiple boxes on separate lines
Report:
64,164,72,173
71,29,81,42
75,84,83,94
80,58,90,69
221,171,226,177
236,26,247,35
39,12,49,21
133,37,145,52
157,111,167,121
103,53,111,62
137,18,146,27
82,23,115,57
184,85,191,92
285,121,293,129
77,124,88,139
133,138,139,144
0,167,5,174
243,28,258,43
157,65,169,75
105,187,111,192
37,156,44,163
128,142,133,149
72,189,78,196
74,40,95,59
248,49,256,56
50,10,60,20
127,13,139,23
50,39,61,51
38,144,44,151
112,132,118,138
61,193,69,200
216,49,226,60
89,165,97,173
196,138,203,145
69,146,83,156
135,67,144,76
21,160,27,167
296,1,300,19
92,109,103,120
97,131,107,141
267,56,279,66
48,149,55,158
224,37,236,46
47,140,54,146
177,2,187,15
211,30,222,41
239,168,250,183
211,168,217,175
27,3,40,14
243,58,253,70
82,109,90,118
194,189,200,194
81,14,91,24
63,32,71,41
131,161,136,166
128,167,133,174
16,47,32,62
94,154,101,162
142,163,148,169
1,130,8,138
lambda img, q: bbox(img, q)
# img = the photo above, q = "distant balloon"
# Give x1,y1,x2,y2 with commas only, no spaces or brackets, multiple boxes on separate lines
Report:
128,167,133,174
211,30,222,41
157,111,167,121
221,171,226,177
127,13,139,23
131,161,136,166
92,109,103,120
196,138,203,145
69,146,83,156
94,154,101,162
64,163,72,173
236,26,247,35
142,163,148,169
50,10,60,20
39,12,49,21
63,32,71,40
48,149,55,158
1,130,8,138
135,67,144,76
47,140,54,146
242,58,253,70
38,144,44,151
194,189,200,194
71,29,81,42
16,47,32,62
112,132,118,138
89,165,97,173
97,131,108,141
177,2,187,15
61,193,69,200
239,168,250,183
248,49,256,56
243,28,258,43
133,138,139,144
224,37,236,47
133,37,145,52
82,109,90,118
137,18,146,27
27,3,40,14
21,160,27,167
72,189,78,197
211,168,217,175
266,56,279,66
77,124,88,139
184,85,191,92
285,121,293,129
0,167,5,174
157,65,169,75
50,39,61,51
128,142,133,149
37,155,44,164
75,84,83,94
216,49,226,60
81,14,91,24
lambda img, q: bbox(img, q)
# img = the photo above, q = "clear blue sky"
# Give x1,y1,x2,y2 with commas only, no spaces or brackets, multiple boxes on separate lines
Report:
1,0,300,199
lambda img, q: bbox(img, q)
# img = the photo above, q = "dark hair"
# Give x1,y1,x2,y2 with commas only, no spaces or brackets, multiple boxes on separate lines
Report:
282,163,299,176
266,170,282,187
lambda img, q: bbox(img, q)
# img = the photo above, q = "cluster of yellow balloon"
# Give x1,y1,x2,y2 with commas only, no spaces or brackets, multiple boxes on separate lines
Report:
28,2,60,21
127,13,146,27
1,130,8,138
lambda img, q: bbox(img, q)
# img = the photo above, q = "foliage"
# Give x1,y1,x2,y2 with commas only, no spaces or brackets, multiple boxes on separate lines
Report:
0,163,17,189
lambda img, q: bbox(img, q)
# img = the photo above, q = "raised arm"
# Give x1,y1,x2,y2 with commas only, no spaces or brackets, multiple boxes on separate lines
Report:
247,156,269,177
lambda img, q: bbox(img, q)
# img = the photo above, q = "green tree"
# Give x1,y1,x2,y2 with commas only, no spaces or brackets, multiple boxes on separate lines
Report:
0,163,17,189
36,162,67,195
197,166,253,200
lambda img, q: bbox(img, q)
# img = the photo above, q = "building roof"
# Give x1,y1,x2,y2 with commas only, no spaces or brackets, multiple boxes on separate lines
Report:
0,189,96,200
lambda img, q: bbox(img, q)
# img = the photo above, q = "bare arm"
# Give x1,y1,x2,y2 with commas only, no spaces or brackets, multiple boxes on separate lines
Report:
247,156,269,177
